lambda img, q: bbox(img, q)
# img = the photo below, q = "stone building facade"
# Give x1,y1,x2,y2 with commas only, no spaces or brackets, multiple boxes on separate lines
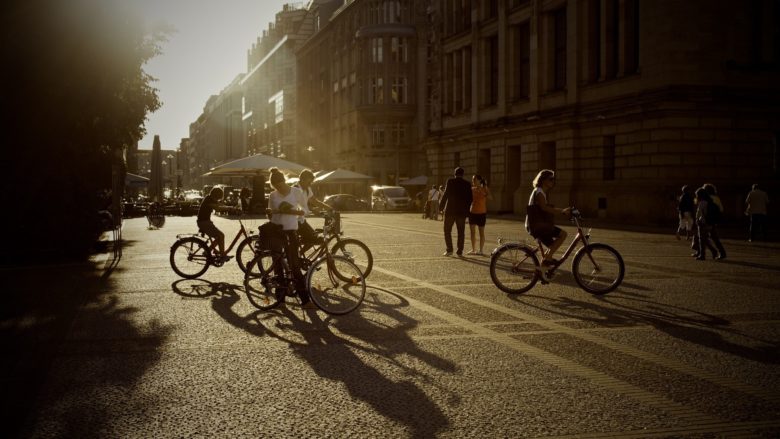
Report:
424,0,780,223
297,0,430,184
241,4,311,165
184,76,245,189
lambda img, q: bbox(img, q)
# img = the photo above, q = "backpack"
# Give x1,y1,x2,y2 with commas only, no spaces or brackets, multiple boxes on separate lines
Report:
706,200,721,225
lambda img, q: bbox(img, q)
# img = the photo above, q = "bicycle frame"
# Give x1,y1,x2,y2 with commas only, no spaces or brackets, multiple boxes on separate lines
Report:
535,214,590,266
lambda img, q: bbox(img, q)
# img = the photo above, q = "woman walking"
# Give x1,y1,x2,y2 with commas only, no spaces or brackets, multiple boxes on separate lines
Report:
467,175,492,255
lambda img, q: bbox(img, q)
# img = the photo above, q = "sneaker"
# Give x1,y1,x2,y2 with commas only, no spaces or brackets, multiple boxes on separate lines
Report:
442,251,453,256
456,251,463,257
476,251,485,256
535,266,550,282
466,250,476,255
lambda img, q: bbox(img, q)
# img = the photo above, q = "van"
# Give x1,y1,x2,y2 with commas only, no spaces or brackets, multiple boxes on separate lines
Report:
370,185,412,211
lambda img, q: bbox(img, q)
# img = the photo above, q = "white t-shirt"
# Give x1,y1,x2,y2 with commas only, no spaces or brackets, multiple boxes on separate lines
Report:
269,186,305,231
297,185,315,223
524,187,547,230
429,188,440,201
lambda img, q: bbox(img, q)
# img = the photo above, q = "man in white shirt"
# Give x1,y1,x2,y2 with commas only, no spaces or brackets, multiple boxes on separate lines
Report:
428,185,441,220
746,183,769,242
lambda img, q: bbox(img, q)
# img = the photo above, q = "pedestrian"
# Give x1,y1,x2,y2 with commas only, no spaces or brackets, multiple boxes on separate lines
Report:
525,169,571,269
467,174,492,255
693,187,718,261
439,167,473,256
676,185,695,240
267,167,315,309
428,184,441,220
703,183,726,259
745,183,769,242
239,187,252,214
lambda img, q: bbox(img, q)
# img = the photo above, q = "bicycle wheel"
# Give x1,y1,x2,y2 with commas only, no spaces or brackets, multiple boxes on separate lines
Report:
571,243,625,295
330,238,373,278
306,255,366,315
236,235,260,273
489,243,539,294
243,255,284,310
170,237,211,279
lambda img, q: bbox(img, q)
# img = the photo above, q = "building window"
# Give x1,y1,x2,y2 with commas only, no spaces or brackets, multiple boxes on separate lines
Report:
383,0,401,23
603,136,616,181
588,0,601,82
447,0,472,36
369,77,384,104
513,22,530,100
390,124,405,145
485,0,498,19
391,77,407,104
371,38,383,63
372,126,386,148
553,8,567,91
605,0,619,79
390,37,408,62
540,142,556,170
624,0,640,74
510,0,530,9
485,35,499,106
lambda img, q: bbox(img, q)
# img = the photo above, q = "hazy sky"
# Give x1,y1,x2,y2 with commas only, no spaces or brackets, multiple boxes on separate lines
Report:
137,0,291,150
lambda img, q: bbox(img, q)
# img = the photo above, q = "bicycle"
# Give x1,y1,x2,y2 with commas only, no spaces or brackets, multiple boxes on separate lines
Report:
489,207,625,295
248,211,373,279
169,216,261,279
243,220,367,315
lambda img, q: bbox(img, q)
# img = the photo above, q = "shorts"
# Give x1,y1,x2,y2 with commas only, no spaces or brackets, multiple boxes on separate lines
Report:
531,225,562,247
197,220,223,240
468,213,487,227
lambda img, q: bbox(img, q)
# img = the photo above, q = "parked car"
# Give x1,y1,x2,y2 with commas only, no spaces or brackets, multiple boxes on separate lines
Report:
370,185,412,211
323,194,371,211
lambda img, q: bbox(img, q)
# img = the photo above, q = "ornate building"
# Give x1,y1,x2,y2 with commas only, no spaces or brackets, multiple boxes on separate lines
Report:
297,0,430,184
424,0,780,223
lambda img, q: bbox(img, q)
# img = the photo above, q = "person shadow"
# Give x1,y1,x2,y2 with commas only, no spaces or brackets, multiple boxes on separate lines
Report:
192,280,456,437
519,292,780,364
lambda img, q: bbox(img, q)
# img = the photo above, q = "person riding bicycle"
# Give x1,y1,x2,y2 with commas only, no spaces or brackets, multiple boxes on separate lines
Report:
267,167,315,309
197,186,229,261
525,170,571,269
295,169,333,252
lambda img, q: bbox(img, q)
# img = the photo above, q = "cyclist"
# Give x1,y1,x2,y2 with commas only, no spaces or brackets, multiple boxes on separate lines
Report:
267,167,314,308
295,169,333,251
525,169,571,271
197,186,229,261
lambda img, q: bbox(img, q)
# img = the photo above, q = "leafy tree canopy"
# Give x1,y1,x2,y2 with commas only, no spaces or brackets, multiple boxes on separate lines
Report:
1,0,170,258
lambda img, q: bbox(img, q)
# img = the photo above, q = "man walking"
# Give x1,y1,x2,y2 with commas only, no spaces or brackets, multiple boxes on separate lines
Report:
746,183,769,242
439,167,472,256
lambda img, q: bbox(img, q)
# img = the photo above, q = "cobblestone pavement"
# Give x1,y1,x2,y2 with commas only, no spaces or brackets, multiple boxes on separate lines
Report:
11,214,780,437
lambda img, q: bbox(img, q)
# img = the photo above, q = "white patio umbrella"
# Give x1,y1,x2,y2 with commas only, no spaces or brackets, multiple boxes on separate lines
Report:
399,175,428,186
313,168,374,184
202,153,308,177
125,172,149,188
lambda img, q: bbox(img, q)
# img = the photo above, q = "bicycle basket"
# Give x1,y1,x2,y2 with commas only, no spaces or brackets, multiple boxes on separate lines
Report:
257,221,284,251
324,212,341,235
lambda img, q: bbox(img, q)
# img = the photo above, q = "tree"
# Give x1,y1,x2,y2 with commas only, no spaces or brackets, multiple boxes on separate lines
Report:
1,0,167,259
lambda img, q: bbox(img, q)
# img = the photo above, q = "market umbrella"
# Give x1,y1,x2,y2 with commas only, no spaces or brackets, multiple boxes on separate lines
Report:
125,172,149,188
399,175,428,186
202,153,308,177
313,168,374,184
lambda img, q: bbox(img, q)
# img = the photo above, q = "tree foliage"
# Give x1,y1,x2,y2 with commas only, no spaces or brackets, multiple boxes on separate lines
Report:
1,0,168,259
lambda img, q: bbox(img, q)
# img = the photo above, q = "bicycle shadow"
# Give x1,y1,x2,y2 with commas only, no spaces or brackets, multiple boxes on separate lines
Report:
518,292,780,364
191,279,457,437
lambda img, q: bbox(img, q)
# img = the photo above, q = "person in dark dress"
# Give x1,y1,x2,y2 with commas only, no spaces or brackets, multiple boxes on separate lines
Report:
438,167,473,256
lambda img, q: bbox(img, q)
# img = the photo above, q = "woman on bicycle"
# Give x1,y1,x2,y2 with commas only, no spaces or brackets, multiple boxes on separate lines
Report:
197,187,228,261
267,167,314,308
525,169,571,267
